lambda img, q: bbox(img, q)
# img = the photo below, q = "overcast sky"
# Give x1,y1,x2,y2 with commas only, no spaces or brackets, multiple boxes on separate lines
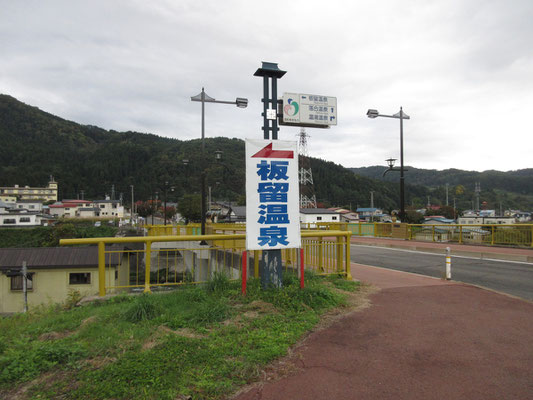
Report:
2,0,532,172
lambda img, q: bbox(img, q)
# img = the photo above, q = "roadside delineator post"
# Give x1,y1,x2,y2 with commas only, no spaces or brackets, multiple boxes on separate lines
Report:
445,246,451,280
242,251,247,295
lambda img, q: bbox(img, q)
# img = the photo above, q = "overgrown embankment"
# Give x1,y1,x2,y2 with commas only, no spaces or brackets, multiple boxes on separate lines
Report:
0,273,365,400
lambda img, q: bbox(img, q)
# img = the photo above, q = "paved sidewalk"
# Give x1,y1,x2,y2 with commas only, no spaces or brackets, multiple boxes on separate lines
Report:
234,263,533,400
351,236,533,263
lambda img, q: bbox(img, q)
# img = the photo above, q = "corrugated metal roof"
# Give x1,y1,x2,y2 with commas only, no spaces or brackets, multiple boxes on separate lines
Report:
300,208,339,214
0,246,122,270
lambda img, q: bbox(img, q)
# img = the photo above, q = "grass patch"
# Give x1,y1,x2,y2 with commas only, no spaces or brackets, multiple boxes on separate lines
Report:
0,271,360,399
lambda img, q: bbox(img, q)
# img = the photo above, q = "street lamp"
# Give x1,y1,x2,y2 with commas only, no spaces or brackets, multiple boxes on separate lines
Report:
191,88,248,236
163,181,174,226
367,107,410,221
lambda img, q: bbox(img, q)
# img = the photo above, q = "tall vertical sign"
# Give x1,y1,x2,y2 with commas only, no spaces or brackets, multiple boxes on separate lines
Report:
246,140,301,251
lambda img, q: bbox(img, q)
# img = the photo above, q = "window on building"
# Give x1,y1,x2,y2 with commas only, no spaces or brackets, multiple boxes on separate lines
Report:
19,217,31,223
69,273,91,285
4,219,16,224
10,274,34,291
316,216,322,221
332,216,337,220
100,205,105,209
29,205,35,209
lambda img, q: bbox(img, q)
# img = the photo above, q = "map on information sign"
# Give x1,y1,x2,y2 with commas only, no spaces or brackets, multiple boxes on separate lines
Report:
281,93,337,127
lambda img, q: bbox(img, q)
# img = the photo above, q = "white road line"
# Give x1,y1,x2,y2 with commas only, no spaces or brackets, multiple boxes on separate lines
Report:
350,244,533,266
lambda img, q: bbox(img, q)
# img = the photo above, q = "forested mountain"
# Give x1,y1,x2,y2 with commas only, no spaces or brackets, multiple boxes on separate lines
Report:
1,94,531,212
350,166,533,211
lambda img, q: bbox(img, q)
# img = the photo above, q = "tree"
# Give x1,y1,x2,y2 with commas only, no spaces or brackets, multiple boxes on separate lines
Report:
177,194,202,223
162,206,176,221
404,210,424,224
439,205,456,219
135,200,153,218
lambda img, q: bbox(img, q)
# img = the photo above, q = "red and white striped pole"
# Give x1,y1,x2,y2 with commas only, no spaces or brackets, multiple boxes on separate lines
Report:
242,251,247,295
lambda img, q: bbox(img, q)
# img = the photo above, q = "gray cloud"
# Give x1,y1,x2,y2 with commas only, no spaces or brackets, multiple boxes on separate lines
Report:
1,0,532,172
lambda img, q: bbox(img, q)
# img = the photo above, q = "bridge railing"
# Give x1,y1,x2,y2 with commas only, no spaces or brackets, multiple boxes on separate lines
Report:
60,230,351,297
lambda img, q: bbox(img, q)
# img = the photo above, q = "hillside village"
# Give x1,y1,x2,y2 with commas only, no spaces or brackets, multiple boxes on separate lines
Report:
1,178,531,229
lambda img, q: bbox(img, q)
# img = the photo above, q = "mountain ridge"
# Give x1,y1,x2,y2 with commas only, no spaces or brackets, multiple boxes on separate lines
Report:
1,94,531,211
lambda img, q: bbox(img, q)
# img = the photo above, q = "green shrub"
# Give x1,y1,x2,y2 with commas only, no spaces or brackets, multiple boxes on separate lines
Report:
207,271,231,294
187,298,231,325
64,289,83,310
122,294,163,323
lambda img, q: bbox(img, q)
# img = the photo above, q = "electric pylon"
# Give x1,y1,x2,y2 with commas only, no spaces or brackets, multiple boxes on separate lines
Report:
298,128,317,208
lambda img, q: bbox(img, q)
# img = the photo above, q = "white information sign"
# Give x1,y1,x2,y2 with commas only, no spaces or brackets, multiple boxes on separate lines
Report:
245,139,301,251
282,93,337,126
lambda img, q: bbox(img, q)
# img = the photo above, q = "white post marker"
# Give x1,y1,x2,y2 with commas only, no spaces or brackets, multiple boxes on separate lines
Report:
245,139,301,251
445,247,451,280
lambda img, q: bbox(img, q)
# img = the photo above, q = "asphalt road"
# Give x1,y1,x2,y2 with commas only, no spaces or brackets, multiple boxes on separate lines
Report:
351,244,533,301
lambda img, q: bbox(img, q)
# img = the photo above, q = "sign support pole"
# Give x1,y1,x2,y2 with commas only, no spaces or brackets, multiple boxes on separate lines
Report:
254,62,287,289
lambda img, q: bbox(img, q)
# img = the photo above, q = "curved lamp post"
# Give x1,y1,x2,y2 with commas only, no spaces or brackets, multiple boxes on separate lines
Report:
191,88,248,236
367,107,410,221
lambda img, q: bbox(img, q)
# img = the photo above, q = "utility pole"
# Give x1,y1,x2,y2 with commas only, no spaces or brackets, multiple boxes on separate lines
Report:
475,182,481,211
80,190,84,200
22,261,28,313
111,185,115,201
446,183,449,206
370,191,375,209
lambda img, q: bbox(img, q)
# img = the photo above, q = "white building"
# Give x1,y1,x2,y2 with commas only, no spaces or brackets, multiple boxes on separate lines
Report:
15,200,43,212
457,216,516,225
94,200,124,218
0,212,54,227
300,208,341,225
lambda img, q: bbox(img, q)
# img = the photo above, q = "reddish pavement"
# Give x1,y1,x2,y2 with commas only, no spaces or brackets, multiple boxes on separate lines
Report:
233,263,533,400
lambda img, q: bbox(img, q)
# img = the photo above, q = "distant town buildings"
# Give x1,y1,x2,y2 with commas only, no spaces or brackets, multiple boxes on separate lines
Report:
0,178,58,202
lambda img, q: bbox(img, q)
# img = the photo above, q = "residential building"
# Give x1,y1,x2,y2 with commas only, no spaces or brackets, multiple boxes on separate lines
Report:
457,216,516,225
356,207,383,221
0,201,13,214
76,207,101,218
423,217,456,224
0,246,128,313
0,212,54,227
0,178,58,202
300,208,341,225
505,210,532,222
48,203,81,218
340,212,360,223
0,195,17,203
15,199,43,212
94,200,125,218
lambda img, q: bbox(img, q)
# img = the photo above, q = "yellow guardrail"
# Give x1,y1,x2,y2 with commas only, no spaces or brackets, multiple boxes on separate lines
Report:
346,222,533,247
146,222,533,247
60,230,351,297
407,224,533,247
